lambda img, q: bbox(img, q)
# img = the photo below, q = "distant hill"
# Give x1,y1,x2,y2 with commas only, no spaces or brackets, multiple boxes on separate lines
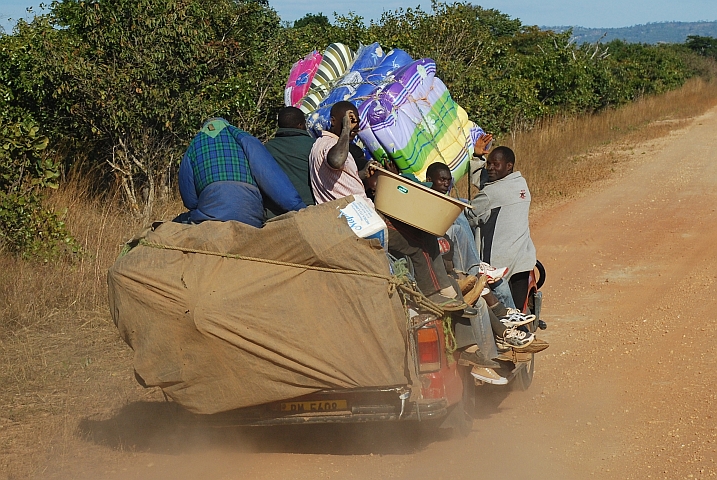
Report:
545,21,717,44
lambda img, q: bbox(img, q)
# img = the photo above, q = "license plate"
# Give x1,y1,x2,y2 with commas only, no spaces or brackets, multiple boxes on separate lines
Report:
280,400,348,413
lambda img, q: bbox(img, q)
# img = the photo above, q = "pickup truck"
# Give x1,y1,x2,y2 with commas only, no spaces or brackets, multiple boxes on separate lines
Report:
200,263,546,436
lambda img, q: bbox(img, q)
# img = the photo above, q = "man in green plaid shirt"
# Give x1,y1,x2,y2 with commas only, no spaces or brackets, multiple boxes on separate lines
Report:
178,118,306,227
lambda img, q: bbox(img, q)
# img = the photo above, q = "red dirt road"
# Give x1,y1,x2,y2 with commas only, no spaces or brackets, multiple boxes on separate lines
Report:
48,108,717,479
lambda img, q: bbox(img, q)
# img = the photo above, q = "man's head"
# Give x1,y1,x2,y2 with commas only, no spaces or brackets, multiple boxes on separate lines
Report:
425,162,452,194
277,106,306,130
486,146,515,182
329,101,359,140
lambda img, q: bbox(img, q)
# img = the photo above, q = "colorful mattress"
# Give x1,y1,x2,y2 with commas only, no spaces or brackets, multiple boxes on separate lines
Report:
306,46,413,138
358,58,484,182
300,43,355,114
288,44,484,182
284,51,322,108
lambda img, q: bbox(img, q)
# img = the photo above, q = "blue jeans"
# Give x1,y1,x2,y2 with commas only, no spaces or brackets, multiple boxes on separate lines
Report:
468,298,499,360
490,279,516,310
446,213,481,276
446,212,516,309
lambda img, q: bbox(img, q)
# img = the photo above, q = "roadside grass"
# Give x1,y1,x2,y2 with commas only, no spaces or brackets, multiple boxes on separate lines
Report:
2,77,717,478
455,77,717,206
514,77,717,206
0,179,183,478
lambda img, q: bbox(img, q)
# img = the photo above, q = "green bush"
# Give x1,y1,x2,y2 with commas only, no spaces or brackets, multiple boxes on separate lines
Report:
0,117,76,258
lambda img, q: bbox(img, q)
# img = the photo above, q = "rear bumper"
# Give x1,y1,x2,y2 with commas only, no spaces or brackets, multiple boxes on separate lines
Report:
202,398,449,427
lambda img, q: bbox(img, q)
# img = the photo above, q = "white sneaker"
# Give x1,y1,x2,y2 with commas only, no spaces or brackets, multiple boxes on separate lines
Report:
500,309,536,327
478,262,509,282
471,366,508,385
496,327,534,349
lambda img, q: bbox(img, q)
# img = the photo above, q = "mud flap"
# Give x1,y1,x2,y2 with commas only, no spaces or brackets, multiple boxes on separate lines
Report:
439,367,474,436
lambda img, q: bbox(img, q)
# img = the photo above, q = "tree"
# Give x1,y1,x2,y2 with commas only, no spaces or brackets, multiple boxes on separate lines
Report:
685,35,717,59
35,0,285,219
293,13,329,28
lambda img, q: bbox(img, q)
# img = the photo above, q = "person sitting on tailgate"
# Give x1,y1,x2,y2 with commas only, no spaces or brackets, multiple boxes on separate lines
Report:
425,161,516,309
466,146,537,310
177,117,306,226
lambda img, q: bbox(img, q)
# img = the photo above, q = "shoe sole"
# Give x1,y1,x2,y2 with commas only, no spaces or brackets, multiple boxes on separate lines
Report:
458,276,478,295
501,315,536,327
471,371,508,385
440,303,468,312
428,295,468,312
518,341,550,354
458,358,501,369
496,335,535,350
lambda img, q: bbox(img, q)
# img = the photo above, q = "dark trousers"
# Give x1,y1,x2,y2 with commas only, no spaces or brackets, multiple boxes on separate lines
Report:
385,218,451,296
509,271,531,311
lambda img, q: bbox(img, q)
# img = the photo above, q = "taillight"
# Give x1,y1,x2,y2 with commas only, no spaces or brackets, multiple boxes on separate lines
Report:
417,326,441,372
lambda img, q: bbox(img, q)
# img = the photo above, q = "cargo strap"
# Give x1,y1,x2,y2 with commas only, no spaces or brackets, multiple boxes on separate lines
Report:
137,238,446,316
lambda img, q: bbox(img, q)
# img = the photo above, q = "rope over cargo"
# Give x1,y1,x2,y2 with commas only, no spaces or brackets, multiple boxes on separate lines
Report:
137,238,446,316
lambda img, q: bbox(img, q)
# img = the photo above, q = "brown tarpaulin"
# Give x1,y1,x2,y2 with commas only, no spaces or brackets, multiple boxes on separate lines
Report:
107,197,416,414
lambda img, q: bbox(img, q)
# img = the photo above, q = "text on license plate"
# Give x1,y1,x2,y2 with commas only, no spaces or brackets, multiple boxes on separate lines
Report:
280,400,348,412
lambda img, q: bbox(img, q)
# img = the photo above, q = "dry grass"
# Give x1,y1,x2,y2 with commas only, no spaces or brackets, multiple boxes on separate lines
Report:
0,177,184,334
0,179,183,479
2,78,717,479
455,77,717,207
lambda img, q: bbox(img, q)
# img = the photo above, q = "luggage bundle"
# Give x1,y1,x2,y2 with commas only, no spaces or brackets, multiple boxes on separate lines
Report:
108,198,416,414
284,42,485,182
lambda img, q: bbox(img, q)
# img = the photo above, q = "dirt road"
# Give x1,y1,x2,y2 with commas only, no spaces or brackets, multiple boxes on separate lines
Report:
48,108,717,479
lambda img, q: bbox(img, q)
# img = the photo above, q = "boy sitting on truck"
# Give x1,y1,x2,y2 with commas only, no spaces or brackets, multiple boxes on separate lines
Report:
425,161,515,309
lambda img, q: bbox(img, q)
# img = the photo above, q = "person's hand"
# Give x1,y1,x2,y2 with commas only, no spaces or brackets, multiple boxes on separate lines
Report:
366,160,381,177
385,160,400,174
365,171,379,196
341,110,359,137
360,160,381,180
473,133,493,156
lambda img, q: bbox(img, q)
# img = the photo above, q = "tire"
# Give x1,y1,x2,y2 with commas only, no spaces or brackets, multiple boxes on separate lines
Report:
535,260,546,290
414,408,472,439
456,402,474,437
453,366,475,436
513,353,535,391
427,368,475,438
446,399,474,437
415,418,442,438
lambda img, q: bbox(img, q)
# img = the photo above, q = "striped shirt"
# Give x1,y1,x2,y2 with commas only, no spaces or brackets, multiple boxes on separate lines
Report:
309,131,373,207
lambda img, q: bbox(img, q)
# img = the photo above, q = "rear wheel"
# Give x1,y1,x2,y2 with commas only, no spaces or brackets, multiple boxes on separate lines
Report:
414,403,472,439
513,353,535,391
453,399,474,437
424,367,475,438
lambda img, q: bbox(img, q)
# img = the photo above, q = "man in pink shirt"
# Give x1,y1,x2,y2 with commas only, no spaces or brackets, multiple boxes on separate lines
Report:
309,107,375,205
309,101,466,310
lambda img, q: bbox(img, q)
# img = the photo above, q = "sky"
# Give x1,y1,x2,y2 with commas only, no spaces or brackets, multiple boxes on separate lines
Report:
1,0,716,32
